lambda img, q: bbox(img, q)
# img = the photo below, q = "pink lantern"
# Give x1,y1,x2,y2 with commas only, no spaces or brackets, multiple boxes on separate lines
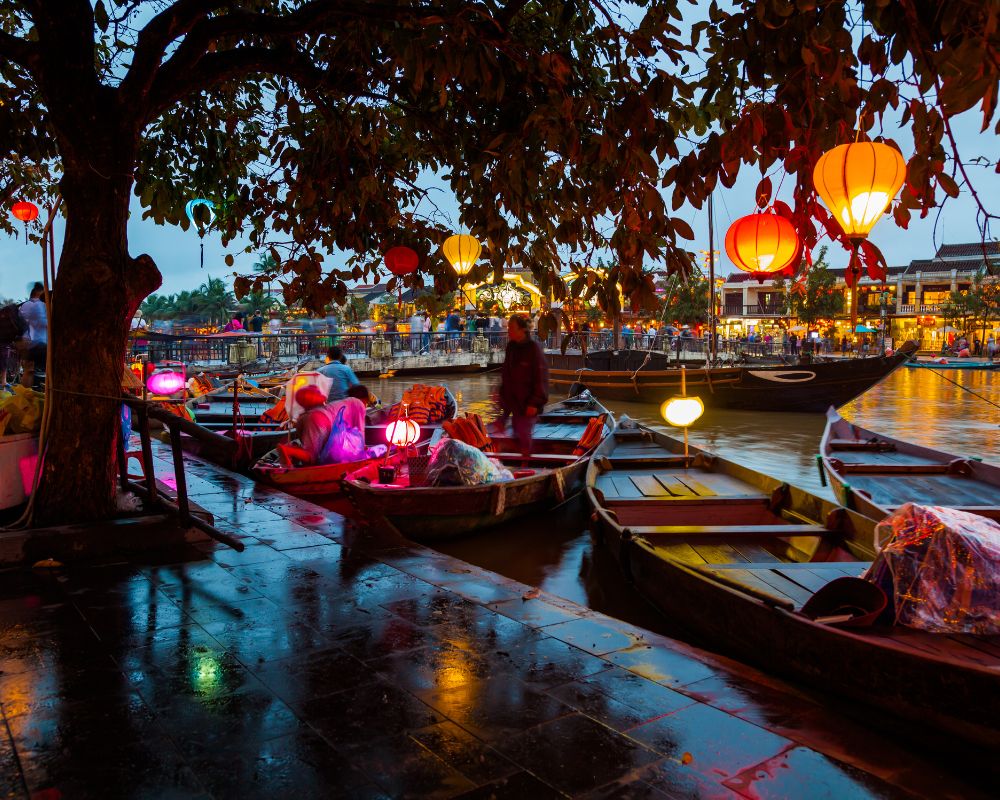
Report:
147,368,186,395
386,418,421,447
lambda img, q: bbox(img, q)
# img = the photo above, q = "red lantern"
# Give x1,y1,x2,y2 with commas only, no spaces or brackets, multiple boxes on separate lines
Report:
10,201,39,243
384,246,419,276
724,212,800,282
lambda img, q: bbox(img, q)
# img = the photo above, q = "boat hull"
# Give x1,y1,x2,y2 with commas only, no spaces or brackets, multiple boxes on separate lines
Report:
588,425,1000,752
346,458,588,540
551,343,917,412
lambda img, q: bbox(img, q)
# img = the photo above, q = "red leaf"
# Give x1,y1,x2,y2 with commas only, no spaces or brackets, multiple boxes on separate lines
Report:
671,217,695,241
772,200,793,219
755,177,772,208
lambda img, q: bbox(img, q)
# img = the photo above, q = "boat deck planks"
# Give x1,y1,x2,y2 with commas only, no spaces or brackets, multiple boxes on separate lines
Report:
849,474,1000,507
831,450,944,467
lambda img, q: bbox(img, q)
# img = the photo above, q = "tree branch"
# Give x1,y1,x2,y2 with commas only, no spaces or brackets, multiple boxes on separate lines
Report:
0,29,38,70
120,0,234,107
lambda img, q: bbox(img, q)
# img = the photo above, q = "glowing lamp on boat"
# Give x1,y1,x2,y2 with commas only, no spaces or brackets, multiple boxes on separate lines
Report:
660,396,704,428
386,418,421,447
441,234,481,277
147,368,187,395
813,142,906,239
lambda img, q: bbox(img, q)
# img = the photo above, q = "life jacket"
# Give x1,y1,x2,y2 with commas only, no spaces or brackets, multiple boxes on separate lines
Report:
442,413,494,452
261,396,288,425
190,375,214,396
387,384,454,425
572,414,608,456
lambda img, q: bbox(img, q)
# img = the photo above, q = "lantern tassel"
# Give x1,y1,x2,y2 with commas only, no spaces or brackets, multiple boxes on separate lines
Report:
200,241,204,269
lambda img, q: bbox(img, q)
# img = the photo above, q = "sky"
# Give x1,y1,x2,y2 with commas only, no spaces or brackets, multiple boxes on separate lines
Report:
2,28,997,303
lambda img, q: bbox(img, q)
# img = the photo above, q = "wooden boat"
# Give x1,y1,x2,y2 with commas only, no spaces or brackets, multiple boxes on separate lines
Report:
587,423,1000,751
820,408,1000,522
905,359,999,371
342,394,614,540
253,422,436,499
550,341,918,412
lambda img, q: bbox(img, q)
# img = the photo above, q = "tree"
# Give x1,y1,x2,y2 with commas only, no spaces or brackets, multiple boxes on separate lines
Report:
776,248,845,326
661,273,710,327
941,269,1000,341
1,2,997,524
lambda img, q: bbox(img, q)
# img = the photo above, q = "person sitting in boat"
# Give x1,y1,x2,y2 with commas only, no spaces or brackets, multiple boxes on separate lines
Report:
279,385,384,466
318,345,360,401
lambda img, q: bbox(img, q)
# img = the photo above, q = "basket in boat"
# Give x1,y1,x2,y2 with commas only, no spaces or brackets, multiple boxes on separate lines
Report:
407,454,431,486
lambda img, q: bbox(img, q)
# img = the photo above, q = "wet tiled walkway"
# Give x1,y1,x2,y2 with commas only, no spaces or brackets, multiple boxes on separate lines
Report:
0,446,990,798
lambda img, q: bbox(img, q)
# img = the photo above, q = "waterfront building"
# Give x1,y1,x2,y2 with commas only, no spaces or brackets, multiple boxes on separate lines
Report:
718,242,1000,348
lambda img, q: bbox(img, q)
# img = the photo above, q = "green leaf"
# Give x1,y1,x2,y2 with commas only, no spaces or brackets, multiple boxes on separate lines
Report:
94,1,109,33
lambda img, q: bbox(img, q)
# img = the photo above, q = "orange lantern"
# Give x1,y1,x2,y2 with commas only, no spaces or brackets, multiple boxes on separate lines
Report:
724,213,800,278
10,201,38,223
812,142,906,239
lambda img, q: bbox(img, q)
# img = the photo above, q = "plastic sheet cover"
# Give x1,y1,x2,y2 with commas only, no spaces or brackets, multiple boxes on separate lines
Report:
426,439,513,487
866,503,1000,634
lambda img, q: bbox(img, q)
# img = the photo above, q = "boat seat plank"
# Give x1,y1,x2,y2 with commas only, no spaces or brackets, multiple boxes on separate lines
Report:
742,569,816,608
654,476,696,497
839,463,951,475
772,567,834,594
699,567,800,607
847,475,1000,507
610,475,644,499
595,475,620,498
832,451,942,467
689,541,750,566
606,455,689,466
673,477,718,497
957,635,1000,661
625,524,831,537
828,439,897,451
652,470,764,497
630,475,673,498
880,628,999,666
649,542,708,566
731,541,788,563
605,496,770,507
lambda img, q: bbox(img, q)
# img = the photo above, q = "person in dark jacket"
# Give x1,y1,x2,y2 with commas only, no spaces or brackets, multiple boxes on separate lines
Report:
495,314,549,457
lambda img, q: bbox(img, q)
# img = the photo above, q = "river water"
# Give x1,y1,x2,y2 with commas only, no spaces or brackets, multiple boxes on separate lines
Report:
370,366,999,637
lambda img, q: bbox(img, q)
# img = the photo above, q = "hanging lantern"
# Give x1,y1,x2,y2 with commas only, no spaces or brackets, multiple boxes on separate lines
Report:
10,201,38,223
724,213,800,277
441,234,481,277
185,198,216,269
384,246,419,276
10,201,39,242
147,367,187,396
813,142,906,239
386,418,421,447
660,396,704,428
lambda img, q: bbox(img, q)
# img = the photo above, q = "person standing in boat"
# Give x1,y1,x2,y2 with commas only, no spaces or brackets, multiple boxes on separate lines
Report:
495,314,549,458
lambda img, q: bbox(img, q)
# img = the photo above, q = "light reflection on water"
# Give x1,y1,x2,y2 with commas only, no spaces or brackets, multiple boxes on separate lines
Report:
374,367,998,626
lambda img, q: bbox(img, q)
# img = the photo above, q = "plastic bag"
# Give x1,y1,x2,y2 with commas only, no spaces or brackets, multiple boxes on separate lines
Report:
324,405,367,464
865,503,1000,634
0,386,44,436
426,438,513,487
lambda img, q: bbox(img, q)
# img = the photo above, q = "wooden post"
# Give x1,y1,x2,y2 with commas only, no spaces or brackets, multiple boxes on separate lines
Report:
167,421,192,526
116,417,129,493
136,405,159,509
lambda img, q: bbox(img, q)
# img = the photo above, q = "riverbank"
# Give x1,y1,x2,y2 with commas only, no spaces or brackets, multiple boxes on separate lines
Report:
2,444,989,798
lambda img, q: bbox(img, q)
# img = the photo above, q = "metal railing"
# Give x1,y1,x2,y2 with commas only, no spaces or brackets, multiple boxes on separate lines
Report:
131,330,512,364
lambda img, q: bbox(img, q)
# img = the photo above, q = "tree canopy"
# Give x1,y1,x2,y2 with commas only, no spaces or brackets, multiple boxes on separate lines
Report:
4,2,996,311
1,0,998,525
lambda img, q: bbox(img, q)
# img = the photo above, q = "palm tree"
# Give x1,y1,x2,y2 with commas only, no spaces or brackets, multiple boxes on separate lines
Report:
195,277,236,326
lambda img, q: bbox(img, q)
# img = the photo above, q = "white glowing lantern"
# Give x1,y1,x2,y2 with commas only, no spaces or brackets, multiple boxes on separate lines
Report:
660,396,705,428
386,418,421,447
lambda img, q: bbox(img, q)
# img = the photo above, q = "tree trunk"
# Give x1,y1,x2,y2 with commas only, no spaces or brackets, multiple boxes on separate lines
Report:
31,149,160,526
